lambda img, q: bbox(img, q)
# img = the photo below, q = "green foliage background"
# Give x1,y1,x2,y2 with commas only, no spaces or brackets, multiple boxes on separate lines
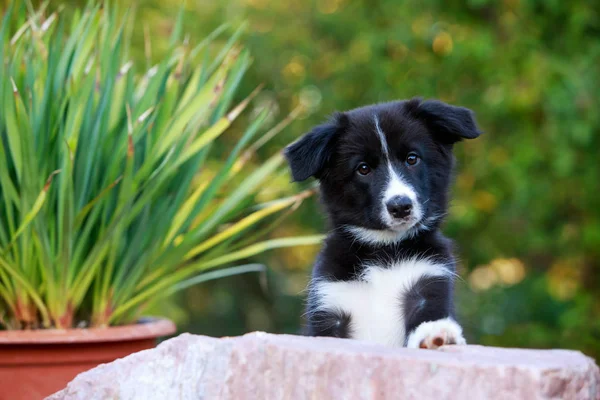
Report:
6,0,599,358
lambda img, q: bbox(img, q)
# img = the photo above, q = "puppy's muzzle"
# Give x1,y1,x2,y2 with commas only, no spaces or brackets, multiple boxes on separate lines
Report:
386,195,413,220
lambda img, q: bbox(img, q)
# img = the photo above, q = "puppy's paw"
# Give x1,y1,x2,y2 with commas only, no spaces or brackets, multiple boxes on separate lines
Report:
406,318,466,350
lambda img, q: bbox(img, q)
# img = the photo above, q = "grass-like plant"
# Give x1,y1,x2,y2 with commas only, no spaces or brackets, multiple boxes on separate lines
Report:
0,2,321,329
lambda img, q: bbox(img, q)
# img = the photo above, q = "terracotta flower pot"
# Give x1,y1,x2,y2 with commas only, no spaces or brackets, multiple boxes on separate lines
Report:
0,318,176,400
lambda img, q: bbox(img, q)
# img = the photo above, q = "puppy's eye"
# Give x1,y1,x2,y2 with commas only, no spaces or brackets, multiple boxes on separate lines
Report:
406,153,419,166
357,162,371,175
406,153,420,166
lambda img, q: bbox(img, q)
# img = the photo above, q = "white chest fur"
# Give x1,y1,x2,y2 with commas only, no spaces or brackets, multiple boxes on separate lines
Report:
312,258,451,347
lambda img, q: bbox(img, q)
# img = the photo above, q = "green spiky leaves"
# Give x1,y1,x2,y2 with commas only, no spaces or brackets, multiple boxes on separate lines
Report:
0,3,322,329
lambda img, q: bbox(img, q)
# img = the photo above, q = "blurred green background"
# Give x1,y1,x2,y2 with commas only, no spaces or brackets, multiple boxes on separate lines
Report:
7,0,599,358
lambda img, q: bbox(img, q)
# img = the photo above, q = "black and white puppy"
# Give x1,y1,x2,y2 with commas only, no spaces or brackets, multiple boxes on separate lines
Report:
285,98,482,349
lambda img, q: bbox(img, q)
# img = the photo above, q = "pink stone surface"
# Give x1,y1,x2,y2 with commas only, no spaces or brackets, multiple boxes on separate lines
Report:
48,332,600,400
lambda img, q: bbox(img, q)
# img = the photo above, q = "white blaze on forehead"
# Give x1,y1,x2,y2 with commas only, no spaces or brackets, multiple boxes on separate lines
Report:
374,115,390,159
373,115,417,203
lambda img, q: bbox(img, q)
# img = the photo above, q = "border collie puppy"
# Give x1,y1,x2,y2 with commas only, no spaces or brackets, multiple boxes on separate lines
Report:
285,98,482,349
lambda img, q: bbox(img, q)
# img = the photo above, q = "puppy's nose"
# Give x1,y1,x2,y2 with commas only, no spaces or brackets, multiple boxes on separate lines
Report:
386,196,413,219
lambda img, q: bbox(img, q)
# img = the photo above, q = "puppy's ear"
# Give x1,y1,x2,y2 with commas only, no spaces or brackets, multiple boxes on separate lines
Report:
409,98,482,144
284,113,346,182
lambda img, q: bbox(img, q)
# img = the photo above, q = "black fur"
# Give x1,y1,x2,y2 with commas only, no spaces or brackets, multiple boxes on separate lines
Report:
285,112,348,181
285,98,482,343
306,309,353,338
403,274,456,345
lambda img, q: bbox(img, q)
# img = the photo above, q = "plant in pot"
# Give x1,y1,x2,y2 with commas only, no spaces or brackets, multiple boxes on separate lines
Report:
0,3,321,399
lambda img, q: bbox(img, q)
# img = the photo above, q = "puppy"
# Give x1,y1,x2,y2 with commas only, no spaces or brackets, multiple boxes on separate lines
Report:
285,98,482,349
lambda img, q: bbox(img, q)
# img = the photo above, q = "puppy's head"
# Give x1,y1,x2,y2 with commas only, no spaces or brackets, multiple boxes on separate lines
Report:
285,98,482,245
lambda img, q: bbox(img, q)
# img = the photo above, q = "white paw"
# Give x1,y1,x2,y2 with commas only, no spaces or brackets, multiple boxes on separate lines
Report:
406,318,466,350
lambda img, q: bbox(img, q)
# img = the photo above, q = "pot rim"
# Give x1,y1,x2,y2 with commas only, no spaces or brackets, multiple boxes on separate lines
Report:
0,317,176,344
